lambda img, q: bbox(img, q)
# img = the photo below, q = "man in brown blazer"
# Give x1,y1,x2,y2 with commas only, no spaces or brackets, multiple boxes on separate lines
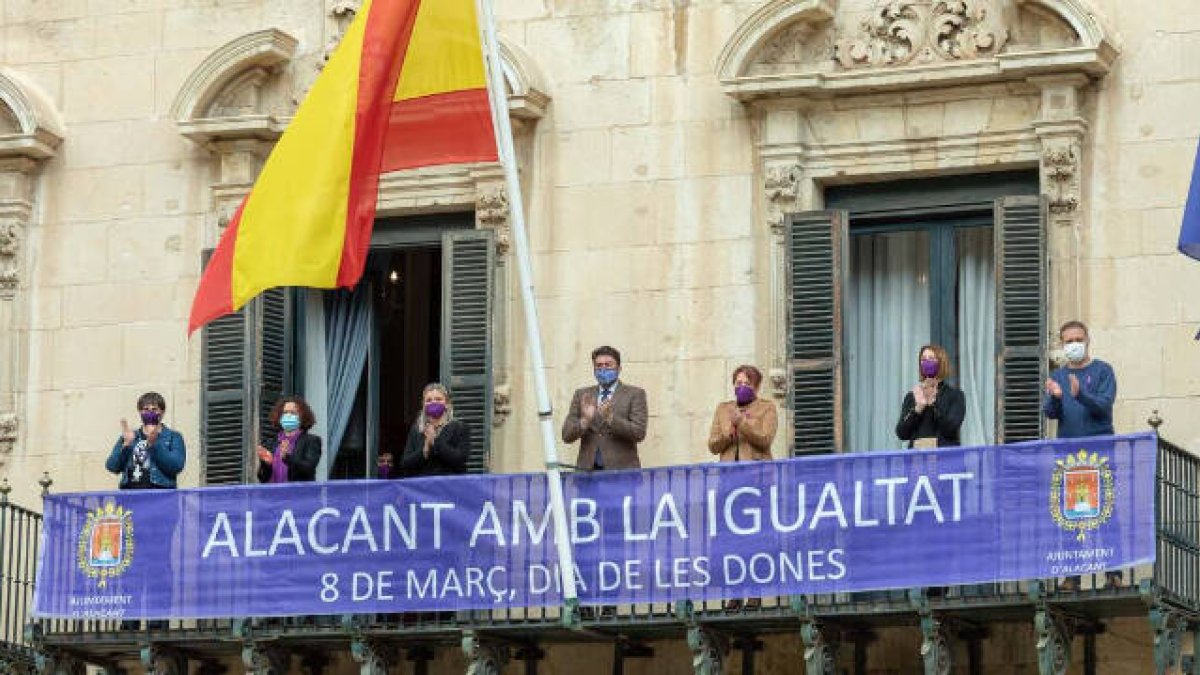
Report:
561,345,648,471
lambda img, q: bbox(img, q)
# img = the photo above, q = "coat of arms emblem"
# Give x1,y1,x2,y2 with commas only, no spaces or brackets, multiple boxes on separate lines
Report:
76,501,134,588
1049,449,1115,542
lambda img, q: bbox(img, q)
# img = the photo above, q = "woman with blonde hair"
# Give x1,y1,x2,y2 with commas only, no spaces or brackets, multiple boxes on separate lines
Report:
398,382,471,476
895,344,966,449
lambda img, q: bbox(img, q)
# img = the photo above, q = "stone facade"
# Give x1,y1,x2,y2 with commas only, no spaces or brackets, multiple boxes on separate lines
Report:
1,0,1198,669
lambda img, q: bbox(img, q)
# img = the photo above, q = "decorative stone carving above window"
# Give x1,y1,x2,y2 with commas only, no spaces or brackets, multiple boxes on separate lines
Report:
717,0,1117,100
170,29,299,146
835,0,1010,69
0,68,64,161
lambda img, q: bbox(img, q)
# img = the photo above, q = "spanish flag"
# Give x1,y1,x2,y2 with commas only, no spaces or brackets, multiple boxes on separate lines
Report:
188,0,497,333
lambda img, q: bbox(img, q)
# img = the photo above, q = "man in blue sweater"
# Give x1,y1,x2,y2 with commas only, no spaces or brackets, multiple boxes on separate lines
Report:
1043,319,1118,590
1043,320,1116,438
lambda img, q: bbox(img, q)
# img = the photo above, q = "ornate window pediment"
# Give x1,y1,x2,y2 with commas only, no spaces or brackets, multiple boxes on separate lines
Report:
170,28,300,146
717,0,1117,100
0,68,64,160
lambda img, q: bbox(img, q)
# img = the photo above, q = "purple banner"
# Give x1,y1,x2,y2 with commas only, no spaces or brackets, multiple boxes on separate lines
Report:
34,433,1156,619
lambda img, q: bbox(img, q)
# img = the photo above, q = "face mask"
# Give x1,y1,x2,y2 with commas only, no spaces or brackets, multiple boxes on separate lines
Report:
734,384,756,405
595,367,619,387
424,401,447,419
378,463,391,479
1063,341,1087,363
919,359,940,379
280,412,300,432
139,410,161,426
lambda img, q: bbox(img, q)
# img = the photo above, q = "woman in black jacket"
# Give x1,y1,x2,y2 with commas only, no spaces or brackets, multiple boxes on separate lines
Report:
399,383,470,477
256,396,323,482
895,344,966,449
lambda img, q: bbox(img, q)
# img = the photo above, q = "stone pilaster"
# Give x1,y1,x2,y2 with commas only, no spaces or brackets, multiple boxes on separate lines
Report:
0,157,40,472
472,172,512,428
764,162,802,401
1031,74,1090,326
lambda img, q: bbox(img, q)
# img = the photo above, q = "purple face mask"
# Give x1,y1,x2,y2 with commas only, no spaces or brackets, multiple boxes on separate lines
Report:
734,384,756,406
919,359,940,379
424,401,447,419
139,410,162,426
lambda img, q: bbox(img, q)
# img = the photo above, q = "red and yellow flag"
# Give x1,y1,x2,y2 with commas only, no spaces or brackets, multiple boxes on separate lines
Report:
189,0,497,333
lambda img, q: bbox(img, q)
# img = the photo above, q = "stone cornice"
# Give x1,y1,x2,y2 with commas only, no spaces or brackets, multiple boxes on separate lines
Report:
725,46,1113,101
177,115,291,145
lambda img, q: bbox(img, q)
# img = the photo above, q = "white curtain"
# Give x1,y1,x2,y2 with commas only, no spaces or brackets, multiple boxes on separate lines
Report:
846,231,931,452
956,228,995,447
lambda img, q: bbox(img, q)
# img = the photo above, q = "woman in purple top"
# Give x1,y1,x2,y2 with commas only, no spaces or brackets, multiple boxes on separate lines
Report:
256,396,322,483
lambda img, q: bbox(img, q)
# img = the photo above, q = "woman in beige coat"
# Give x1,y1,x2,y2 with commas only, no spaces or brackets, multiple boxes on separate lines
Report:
707,365,778,463
707,364,778,611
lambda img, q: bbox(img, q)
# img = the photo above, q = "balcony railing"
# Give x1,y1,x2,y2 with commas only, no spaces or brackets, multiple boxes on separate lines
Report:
6,433,1200,675
0,478,42,674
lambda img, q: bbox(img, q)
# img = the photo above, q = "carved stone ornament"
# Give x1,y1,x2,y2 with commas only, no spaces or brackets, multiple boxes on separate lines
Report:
1042,144,1079,214
492,384,512,428
324,1,362,63
764,165,802,233
476,187,509,226
769,368,789,400
0,218,19,292
476,186,511,254
835,0,1009,69
0,412,16,461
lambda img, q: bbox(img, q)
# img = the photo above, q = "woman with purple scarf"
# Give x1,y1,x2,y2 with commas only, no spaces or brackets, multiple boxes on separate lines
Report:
256,396,322,483
397,382,470,477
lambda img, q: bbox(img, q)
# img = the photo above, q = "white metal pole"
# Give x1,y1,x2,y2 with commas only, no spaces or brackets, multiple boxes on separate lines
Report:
475,0,581,622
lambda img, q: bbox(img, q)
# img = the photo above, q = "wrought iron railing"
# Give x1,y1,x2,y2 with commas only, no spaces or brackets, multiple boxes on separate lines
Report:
1155,434,1200,613
0,479,41,670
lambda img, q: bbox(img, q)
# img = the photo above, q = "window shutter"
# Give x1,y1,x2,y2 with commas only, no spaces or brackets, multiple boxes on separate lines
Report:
201,309,246,485
994,196,1047,443
257,288,293,443
441,230,494,473
200,287,294,485
786,211,849,454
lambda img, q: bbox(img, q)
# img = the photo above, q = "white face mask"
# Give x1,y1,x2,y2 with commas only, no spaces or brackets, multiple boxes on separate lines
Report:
1063,341,1087,363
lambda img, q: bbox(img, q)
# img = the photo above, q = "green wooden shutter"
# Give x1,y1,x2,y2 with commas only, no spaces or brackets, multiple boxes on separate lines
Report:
201,308,246,485
994,196,1047,443
200,286,294,485
786,211,849,454
257,288,293,442
441,230,494,473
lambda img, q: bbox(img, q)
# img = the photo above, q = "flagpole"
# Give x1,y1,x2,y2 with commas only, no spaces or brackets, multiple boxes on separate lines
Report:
475,0,581,625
